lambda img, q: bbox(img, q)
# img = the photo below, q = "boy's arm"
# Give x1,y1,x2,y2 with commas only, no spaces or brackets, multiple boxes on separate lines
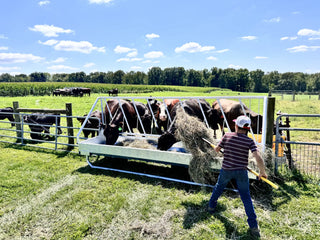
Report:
252,151,268,179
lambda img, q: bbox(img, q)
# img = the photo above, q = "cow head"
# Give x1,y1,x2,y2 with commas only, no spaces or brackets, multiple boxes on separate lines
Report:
157,131,177,151
158,103,168,122
206,108,220,130
104,123,122,145
250,114,263,134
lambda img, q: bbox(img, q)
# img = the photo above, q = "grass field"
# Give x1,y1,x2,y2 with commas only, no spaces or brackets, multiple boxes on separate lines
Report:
1,89,320,239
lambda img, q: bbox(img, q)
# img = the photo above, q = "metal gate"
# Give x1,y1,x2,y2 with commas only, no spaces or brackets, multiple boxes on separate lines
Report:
274,114,320,179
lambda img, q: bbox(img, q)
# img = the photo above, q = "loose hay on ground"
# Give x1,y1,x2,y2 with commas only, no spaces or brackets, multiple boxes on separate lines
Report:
174,108,222,184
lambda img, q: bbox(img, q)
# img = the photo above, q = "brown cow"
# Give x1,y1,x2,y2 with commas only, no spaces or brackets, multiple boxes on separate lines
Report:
212,99,263,136
157,99,220,150
103,99,152,145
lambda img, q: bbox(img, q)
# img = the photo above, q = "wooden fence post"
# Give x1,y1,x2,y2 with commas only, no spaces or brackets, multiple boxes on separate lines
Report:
65,103,74,149
266,97,275,148
13,101,22,143
292,91,296,101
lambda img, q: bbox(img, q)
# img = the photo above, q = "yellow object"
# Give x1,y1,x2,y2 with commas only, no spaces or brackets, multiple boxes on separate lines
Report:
247,167,279,189
248,133,286,157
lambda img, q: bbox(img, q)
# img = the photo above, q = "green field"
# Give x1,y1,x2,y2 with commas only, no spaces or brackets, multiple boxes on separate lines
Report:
1,87,320,239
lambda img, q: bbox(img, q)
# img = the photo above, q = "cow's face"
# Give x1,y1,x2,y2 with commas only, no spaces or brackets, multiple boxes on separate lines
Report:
157,132,177,151
104,124,121,145
158,103,168,122
206,109,220,130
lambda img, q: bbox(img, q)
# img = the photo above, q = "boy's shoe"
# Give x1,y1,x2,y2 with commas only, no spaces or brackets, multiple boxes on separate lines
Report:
249,227,261,238
207,206,215,214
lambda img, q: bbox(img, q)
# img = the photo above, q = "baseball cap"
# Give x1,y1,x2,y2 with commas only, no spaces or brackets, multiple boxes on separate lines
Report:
233,115,251,129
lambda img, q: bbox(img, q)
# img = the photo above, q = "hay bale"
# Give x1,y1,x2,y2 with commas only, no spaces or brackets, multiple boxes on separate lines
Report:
174,108,222,184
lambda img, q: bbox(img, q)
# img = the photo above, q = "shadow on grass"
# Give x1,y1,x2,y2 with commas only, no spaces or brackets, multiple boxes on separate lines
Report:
75,156,218,193
181,199,255,239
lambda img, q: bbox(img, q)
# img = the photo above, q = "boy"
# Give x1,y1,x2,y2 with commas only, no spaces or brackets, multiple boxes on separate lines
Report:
208,115,267,238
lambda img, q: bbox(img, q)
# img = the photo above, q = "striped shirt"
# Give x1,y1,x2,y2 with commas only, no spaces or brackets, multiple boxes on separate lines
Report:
218,132,257,170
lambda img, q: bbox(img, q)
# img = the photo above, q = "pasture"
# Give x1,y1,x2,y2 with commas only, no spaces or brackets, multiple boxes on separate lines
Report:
1,88,320,239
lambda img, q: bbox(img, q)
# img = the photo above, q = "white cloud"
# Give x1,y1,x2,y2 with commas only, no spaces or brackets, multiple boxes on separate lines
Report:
175,42,215,53
255,56,268,59
127,51,138,57
52,57,67,63
116,57,142,62
297,28,320,37
29,24,73,37
39,39,59,46
241,36,257,41
0,53,44,64
89,0,113,4
264,17,281,23
54,40,105,53
309,37,320,40
0,66,20,71
280,36,297,41
47,65,78,71
0,46,8,51
228,64,242,69
84,62,95,68
145,33,160,40
207,56,217,60
130,66,142,70
114,45,136,54
286,45,320,53
215,49,229,53
144,51,164,58
39,1,50,6
0,34,8,39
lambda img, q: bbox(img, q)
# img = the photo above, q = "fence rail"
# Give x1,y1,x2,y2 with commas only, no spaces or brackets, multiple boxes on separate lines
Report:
274,114,320,179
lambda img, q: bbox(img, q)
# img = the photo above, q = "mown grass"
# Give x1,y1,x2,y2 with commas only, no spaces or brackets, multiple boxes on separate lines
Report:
1,87,320,239
0,143,319,239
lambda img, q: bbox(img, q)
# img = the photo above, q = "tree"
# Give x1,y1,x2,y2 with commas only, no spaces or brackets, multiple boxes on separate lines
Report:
113,70,125,84
250,69,265,92
186,69,201,86
29,72,49,82
148,67,162,85
0,73,14,82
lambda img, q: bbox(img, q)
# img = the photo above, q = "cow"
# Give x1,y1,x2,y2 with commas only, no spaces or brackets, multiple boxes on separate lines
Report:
0,107,15,127
157,99,220,151
79,87,91,96
212,99,263,136
23,113,62,140
147,99,180,134
77,110,102,138
108,88,118,96
103,99,152,145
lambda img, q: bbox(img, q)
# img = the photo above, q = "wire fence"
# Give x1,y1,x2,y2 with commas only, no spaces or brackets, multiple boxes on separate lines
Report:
274,114,320,179
0,112,99,153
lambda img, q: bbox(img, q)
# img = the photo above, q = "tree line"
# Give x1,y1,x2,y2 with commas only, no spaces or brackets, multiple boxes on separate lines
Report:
1,67,320,92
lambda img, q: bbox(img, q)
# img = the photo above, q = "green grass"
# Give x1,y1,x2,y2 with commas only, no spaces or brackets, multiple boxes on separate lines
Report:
1,87,320,239
0,143,319,239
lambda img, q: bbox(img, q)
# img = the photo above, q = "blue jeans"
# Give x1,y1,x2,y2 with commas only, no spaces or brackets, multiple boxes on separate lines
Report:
209,169,258,228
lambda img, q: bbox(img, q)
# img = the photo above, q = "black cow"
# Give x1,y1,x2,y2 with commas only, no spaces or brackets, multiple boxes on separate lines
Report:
0,107,15,127
103,99,152,145
77,110,102,138
23,113,62,140
157,99,220,151
108,88,118,96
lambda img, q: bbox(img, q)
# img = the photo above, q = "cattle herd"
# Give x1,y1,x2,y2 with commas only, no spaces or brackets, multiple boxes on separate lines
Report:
77,98,264,151
52,87,91,97
0,98,264,148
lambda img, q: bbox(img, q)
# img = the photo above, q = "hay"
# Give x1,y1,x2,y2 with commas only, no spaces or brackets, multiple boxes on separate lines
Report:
174,108,222,184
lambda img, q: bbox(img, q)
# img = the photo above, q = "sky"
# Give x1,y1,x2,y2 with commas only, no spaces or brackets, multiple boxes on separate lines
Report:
0,0,320,76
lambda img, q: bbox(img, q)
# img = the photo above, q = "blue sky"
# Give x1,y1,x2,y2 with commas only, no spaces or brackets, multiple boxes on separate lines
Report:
0,0,320,75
